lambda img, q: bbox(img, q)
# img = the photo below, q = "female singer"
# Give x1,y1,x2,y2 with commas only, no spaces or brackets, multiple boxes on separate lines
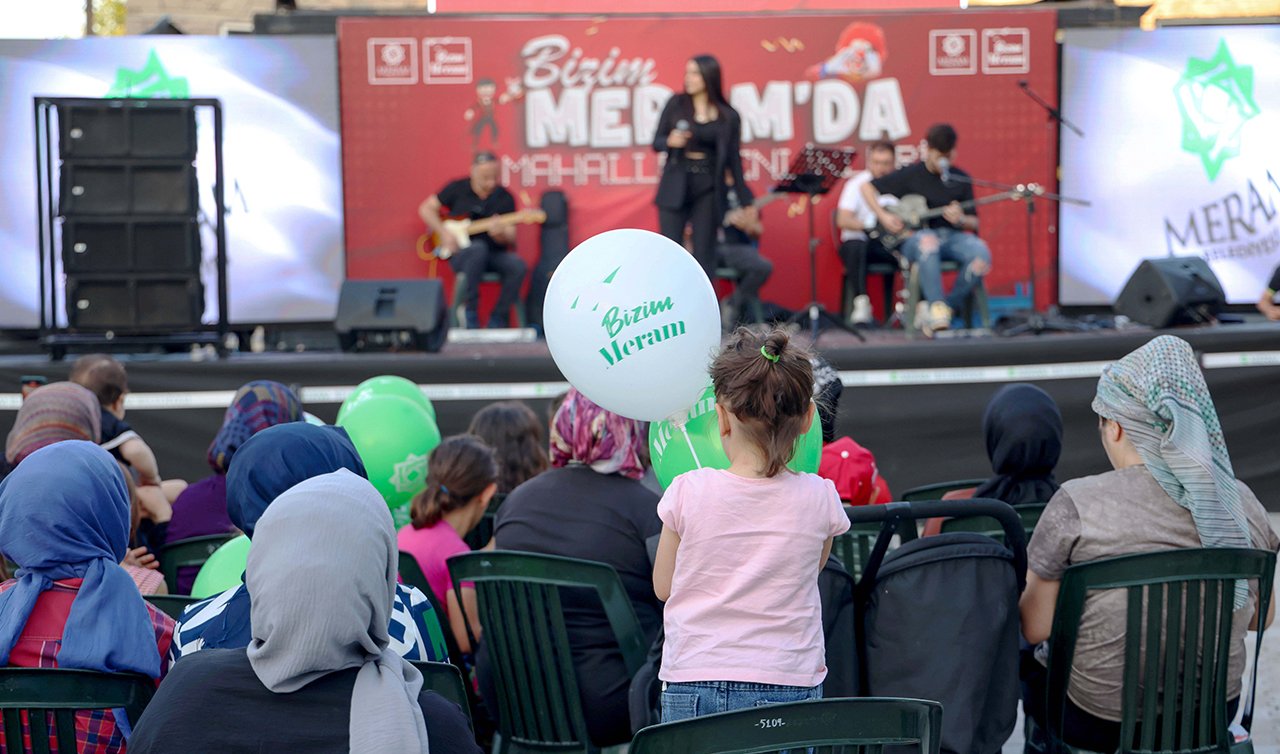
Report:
653,54,747,281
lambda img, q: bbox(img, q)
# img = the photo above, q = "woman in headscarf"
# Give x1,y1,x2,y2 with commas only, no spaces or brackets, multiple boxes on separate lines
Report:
1019,336,1279,751
4,381,101,467
0,442,174,750
129,470,479,753
484,388,663,747
166,381,303,593
170,423,449,665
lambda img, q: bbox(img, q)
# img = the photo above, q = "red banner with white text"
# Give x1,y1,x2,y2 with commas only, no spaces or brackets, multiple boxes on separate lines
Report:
339,11,1059,312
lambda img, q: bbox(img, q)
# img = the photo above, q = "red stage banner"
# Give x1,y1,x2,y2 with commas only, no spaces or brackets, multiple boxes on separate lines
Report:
339,11,1059,313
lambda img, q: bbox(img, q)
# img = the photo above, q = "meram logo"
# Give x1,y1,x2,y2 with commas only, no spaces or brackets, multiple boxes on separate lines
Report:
569,266,687,367
105,49,189,99
1174,40,1259,181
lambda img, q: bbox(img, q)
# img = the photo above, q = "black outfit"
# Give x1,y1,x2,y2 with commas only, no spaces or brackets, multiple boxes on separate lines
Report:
482,465,663,746
718,225,772,323
870,161,975,226
838,237,897,297
128,648,480,754
99,407,139,463
437,178,527,328
653,94,747,281
1268,264,1280,296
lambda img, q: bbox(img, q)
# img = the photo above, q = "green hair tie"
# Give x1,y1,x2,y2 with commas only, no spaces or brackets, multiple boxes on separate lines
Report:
760,346,779,363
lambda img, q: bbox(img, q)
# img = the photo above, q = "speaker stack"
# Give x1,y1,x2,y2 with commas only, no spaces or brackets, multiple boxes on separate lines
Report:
57,102,204,331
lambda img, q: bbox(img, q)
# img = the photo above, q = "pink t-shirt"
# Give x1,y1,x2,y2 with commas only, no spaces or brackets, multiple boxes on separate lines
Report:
657,468,849,687
397,520,471,613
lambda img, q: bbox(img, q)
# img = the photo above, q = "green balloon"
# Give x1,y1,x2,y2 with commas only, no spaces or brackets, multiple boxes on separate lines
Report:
337,393,441,517
338,375,436,424
191,535,251,599
649,384,822,490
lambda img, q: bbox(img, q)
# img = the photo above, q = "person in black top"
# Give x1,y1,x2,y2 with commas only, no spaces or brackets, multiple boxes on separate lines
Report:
420,152,526,329
653,55,747,282
1257,264,1280,321
717,182,772,328
860,123,992,336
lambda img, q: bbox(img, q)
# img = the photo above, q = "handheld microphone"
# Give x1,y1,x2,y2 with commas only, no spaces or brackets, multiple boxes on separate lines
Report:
671,119,690,161
937,157,951,184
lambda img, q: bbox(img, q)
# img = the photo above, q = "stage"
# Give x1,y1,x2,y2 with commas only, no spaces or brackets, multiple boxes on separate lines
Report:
2,321,1277,511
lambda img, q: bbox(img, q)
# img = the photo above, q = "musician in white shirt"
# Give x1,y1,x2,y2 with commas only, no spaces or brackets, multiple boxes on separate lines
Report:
835,141,897,325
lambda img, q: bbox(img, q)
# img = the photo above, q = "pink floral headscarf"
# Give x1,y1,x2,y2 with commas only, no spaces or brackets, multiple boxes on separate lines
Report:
549,389,647,480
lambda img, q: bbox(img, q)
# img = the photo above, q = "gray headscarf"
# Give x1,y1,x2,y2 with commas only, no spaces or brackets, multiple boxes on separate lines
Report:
246,469,429,754
1092,335,1250,607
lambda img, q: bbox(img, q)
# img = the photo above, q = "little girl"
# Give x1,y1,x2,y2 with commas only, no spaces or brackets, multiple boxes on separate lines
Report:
652,327,850,721
397,434,497,652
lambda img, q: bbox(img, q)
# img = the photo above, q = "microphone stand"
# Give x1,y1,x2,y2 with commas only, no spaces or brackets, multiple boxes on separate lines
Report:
1018,80,1084,139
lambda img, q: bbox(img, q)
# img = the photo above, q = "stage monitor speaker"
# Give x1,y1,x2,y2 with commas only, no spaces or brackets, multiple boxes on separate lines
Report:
335,279,449,353
60,162,198,216
66,275,205,330
63,219,201,274
1113,256,1225,329
59,103,197,159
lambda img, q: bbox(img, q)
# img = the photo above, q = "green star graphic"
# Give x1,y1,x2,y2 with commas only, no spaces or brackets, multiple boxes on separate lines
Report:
1174,39,1259,181
105,49,189,99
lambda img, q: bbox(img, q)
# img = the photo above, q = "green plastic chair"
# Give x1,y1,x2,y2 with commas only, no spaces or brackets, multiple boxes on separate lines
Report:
0,668,154,754
397,551,459,667
939,503,1047,543
448,551,648,754
832,506,919,580
1040,548,1276,754
899,479,987,503
630,697,943,754
159,533,238,594
411,661,473,730
144,594,200,620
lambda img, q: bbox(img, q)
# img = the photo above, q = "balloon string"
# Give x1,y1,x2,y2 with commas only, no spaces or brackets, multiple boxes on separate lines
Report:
679,424,702,469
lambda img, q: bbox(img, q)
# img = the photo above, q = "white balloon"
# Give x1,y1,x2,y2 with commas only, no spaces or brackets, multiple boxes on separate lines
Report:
543,229,721,422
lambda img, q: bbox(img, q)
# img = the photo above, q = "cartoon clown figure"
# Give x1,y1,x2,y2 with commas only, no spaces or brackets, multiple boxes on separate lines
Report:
464,76,524,149
806,21,888,83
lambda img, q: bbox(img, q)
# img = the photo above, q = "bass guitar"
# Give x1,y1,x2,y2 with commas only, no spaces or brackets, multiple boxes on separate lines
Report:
871,187,1033,250
432,209,546,259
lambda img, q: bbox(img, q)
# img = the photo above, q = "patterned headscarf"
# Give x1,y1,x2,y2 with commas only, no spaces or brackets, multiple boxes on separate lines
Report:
1092,335,1251,607
207,381,304,473
550,389,647,480
4,382,101,466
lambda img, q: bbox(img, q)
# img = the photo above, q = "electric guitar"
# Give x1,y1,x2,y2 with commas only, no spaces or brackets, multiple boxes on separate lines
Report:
432,209,547,258
871,187,1034,250
722,190,789,227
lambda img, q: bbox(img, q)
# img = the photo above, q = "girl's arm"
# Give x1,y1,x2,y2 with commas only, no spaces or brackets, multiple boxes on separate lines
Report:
820,536,834,569
653,525,681,601
447,586,482,654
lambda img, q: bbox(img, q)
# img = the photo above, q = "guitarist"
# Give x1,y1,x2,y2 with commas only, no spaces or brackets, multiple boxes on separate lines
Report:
418,151,526,329
717,182,773,329
860,123,992,336
836,140,898,326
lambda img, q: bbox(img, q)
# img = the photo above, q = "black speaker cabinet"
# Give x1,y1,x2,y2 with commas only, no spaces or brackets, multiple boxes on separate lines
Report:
58,103,197,159
60,162,198,216
63,219,201,274
335,279,449,353
66,275,205,331
1114,257,1226,328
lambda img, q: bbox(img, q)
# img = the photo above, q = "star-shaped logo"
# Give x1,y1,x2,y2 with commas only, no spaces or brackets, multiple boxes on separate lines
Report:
106,49,190,99
1174,39,1259,181
389,452,428,494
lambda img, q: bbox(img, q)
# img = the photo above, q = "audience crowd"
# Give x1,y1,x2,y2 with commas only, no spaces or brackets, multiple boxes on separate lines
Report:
0,334,1275,753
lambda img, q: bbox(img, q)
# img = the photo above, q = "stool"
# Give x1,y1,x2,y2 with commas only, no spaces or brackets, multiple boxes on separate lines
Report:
451,271,526,329
841,262,899,325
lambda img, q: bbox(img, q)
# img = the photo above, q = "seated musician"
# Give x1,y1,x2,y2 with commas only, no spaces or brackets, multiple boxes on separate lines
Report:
717,182,773,328
860,123,991,336
419,152,527,329
835,140,898,326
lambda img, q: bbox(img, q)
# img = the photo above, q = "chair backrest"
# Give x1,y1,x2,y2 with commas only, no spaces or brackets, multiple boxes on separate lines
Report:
939,503,1047,543
159,533,237,594
144,594,199,620
630,697,943,754
899,479,987,503
396,551,463,667
0,668,154,754
410,661,473,730
832,506,919,580
1045,548,1276,754
448,550,647,753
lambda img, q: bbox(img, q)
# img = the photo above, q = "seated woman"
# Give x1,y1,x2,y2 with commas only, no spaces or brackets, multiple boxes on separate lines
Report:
166,381,303,594
0,442,174,749
484,389,662,747
923,382,1062,534
398,435,498,652
4,381,101,467
170,423,448,664
1019,336,1279,751
467,401,549,495
129,470,478,753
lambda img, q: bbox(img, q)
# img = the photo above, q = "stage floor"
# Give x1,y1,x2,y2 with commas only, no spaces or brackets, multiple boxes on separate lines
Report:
2,322,1278,509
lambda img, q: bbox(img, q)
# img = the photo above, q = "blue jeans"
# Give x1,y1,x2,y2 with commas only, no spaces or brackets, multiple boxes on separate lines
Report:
900,227,991,309
660,681,822,722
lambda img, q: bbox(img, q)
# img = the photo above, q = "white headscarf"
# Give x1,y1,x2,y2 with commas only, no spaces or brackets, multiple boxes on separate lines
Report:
245,469,429,754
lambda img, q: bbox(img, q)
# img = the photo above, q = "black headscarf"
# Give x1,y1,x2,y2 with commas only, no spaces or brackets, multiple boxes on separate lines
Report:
972,383,1062,505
